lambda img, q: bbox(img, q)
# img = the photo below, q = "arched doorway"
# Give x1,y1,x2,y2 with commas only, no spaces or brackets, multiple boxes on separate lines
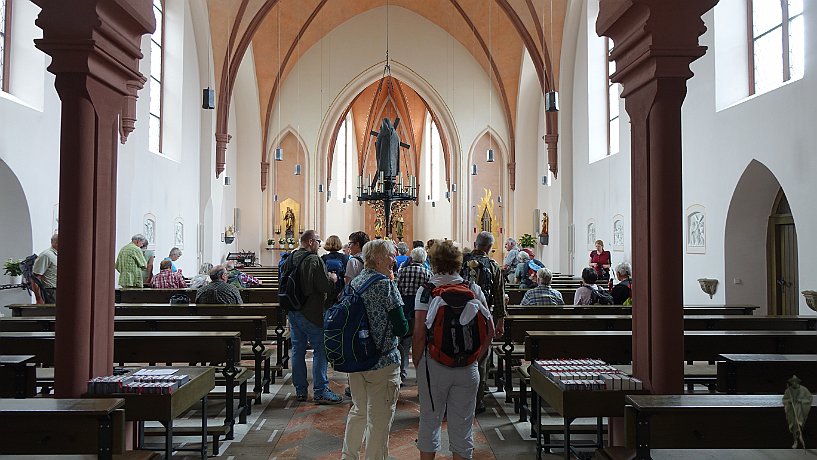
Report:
767,190,799,315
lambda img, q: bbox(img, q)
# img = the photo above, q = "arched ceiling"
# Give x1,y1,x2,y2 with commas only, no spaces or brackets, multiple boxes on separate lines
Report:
207,0,567,185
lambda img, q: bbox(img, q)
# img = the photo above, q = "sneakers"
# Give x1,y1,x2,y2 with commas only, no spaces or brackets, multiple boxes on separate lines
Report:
295,393,308,402
314,390,343,405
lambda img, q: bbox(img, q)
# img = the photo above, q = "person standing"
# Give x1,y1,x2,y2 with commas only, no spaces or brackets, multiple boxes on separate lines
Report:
116,234,148,288
502,238,519,279
163,247,182,272
345,231,370,284
284,230,343,404
461,231,506,414
32,233,58,304
321,235,349,300
395,246,431,382
589,239,612,280
342,239,408,459
195,265,243,304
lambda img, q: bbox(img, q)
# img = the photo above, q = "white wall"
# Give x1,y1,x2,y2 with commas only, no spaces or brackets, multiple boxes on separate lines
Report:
562,0,817,312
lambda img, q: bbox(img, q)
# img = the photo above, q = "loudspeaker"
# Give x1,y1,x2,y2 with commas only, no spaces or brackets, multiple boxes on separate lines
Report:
224,176,231,186
202,88,215,109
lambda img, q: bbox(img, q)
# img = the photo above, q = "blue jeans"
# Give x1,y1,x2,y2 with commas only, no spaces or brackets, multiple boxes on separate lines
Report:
288,311,329,395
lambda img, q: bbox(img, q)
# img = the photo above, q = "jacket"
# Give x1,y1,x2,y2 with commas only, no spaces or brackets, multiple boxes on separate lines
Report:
288,248,335,327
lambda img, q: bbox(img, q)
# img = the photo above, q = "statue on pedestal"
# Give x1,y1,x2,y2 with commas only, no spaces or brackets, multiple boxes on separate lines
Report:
284,207,295,239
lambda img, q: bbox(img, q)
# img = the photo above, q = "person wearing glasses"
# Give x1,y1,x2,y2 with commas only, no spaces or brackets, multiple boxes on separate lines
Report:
283,230,343,404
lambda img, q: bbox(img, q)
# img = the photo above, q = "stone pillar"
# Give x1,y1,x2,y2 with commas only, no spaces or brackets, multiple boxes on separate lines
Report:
597,1,717,394
33,0,155,397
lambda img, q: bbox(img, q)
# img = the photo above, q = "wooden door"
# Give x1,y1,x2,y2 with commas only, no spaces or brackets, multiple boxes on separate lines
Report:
767,190,799,315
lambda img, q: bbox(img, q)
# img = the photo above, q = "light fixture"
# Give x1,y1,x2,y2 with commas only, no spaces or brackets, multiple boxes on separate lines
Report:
487,148,495,163
318,184,324,193
431,201,436,208
542,175,549,186
342,196,347,204
471,164,478,175
545,91,560,112
274,147,283,161
445,191,450,199
273,194,278,201
224,176,231,186
497,195,502,204
327,190,332,198
451,183,457,192
294,164,302,175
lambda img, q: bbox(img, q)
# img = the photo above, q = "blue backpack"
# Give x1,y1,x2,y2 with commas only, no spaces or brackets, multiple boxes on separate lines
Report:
324,273,394,373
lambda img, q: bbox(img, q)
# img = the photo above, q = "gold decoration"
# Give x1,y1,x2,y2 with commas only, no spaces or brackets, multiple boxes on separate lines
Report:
278,199,300,238
475,188,500,243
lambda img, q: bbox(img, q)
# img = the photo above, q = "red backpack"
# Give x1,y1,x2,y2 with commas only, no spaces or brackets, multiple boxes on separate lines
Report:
421,281,491,367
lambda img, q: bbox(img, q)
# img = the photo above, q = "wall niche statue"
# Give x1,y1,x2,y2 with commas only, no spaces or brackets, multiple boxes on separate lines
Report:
686,205,706,254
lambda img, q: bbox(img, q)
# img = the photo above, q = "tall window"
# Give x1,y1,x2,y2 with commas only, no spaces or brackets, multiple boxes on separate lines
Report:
423,113,442,201
149,0,164,153
333,113,357,202
749,0,804,95
606,38,620,156
0,0,11,92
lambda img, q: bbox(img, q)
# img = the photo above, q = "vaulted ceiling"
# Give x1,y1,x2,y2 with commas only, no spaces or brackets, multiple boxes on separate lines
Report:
207,0,567,187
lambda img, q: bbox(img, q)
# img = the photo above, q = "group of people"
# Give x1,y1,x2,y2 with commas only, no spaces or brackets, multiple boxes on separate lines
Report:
279,229,505,459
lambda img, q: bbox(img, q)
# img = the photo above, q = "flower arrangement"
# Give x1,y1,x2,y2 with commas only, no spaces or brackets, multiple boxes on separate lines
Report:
267,238,275,247
3,258,22,277
519,233,536,249
278,237,286,246
286,237,296,249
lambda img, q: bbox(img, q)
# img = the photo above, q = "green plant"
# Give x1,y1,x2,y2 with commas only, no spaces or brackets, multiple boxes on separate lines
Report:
3,258,22,276
267,238,275,246
519,233,536,249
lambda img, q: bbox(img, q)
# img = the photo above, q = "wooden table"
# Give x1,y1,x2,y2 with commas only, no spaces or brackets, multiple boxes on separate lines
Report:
92,367,214,460
717,353,817,394
0,398,125,459
624,394,817,458
0,355,36,398
529,363,647,460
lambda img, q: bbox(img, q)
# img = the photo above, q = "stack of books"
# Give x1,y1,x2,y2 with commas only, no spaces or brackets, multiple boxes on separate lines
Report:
533,358,643,391
87,369,190,395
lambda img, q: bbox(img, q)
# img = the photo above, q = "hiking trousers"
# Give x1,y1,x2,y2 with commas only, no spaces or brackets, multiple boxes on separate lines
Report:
342,363,400,460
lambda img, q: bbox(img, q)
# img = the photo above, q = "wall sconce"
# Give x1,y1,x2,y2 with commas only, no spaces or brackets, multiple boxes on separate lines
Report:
545,90,560,112
273,194,278,201
486,148,495,163
802,290,817,313
294,164,302,175
318,184,324,193
497,195,502,204
224,176,231,186
451,183,457,192
697,278,719,299
431,201,436,208
542,175,549,186
471,164,478,175
274,147,284,161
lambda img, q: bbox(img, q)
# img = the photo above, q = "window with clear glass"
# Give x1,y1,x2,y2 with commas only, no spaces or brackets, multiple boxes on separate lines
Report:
149,0,164,153
332,113,357,202
423,113,442,201
0,0,10,92
750,0,804,95
606,38,621,156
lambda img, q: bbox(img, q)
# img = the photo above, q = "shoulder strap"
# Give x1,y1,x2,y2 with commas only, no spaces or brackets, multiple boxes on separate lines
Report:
355,273,387,294
419,282,436,304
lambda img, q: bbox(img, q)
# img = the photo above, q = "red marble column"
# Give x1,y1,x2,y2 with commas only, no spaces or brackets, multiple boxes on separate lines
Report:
33,0,155,397
597,1,717,394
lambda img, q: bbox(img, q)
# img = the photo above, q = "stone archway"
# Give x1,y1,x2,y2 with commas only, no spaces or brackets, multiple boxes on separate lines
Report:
0,159,34,317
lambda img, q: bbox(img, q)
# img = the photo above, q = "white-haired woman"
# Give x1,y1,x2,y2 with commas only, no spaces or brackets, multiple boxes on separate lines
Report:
342,239,409,460
396,246,432,382
513,251,533,288
611,262,632,304
189,263,214,289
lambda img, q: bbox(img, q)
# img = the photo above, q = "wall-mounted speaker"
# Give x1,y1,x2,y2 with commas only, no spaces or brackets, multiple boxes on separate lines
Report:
202,88,215,110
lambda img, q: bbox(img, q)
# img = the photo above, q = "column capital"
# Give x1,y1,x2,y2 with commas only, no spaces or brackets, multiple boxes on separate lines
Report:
597,0,717,96
215,133,233,178
260,162,270,191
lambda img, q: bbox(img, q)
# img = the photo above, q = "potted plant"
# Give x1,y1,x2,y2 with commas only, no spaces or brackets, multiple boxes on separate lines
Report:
4,258,23,285
266,238,275,249
287,237,295,249
519,233,536,249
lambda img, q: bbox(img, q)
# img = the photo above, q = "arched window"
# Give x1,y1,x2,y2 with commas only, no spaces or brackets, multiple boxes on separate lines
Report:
606,38,621,156
749,0,804,95
0,0,11,92
332,113,357,202
149,0,164,153
423,112,442,201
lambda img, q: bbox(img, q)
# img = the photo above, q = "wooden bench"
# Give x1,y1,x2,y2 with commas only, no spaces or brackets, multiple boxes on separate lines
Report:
0,355,36,398
623,394,817,458
115,287,279,304
716,353,817,394
0,398,126,459
0,331,246,441
0,315,271,402
505,305,760,316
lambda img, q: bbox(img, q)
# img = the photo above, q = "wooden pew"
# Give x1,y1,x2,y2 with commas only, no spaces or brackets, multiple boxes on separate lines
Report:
621,394,817,458
716,353,817,394
0,331,245,440
505,304,760,316
115,287,278,304
524,330,817,364
0,316,271,400
0,398,127,459
0,355,36,398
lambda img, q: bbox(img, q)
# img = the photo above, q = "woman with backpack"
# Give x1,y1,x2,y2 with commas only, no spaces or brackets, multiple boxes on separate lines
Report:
341,239,408,460
321,235,348,300
412,240,494,460
610,262,633,305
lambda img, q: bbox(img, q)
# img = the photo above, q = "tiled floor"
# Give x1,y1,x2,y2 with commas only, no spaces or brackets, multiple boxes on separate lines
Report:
159,352,572,459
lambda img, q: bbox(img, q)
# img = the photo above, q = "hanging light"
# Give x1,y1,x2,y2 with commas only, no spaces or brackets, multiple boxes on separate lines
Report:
451,183,457,192
486,148,495,163
497,195,502,204
471,164,478,175
318,184,324,193
294,164,302,175
274,147,283,161
327,190,332,198
545,90,560,112
542,175,549,186
273,193,278,201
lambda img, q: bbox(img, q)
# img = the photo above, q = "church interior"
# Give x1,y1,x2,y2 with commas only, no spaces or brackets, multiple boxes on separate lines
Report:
1,0,816,458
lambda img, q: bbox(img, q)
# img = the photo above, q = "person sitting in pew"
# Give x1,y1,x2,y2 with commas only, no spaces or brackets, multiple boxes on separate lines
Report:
520,267,564,305
189,262,213,289
151,259,186,289
225,260,262,288
610,262,632,305
514,251,534,288
196,265,243,304
574,267,600,305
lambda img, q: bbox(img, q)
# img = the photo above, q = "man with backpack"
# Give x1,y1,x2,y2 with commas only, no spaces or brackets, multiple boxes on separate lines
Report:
413,240,494,459
461,231,506,414
344,231,369,284
280,230,342,404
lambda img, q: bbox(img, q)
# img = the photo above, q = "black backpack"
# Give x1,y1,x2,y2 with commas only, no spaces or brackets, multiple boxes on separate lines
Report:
590,287,615,305
461,253,495,308
279,252,313,311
